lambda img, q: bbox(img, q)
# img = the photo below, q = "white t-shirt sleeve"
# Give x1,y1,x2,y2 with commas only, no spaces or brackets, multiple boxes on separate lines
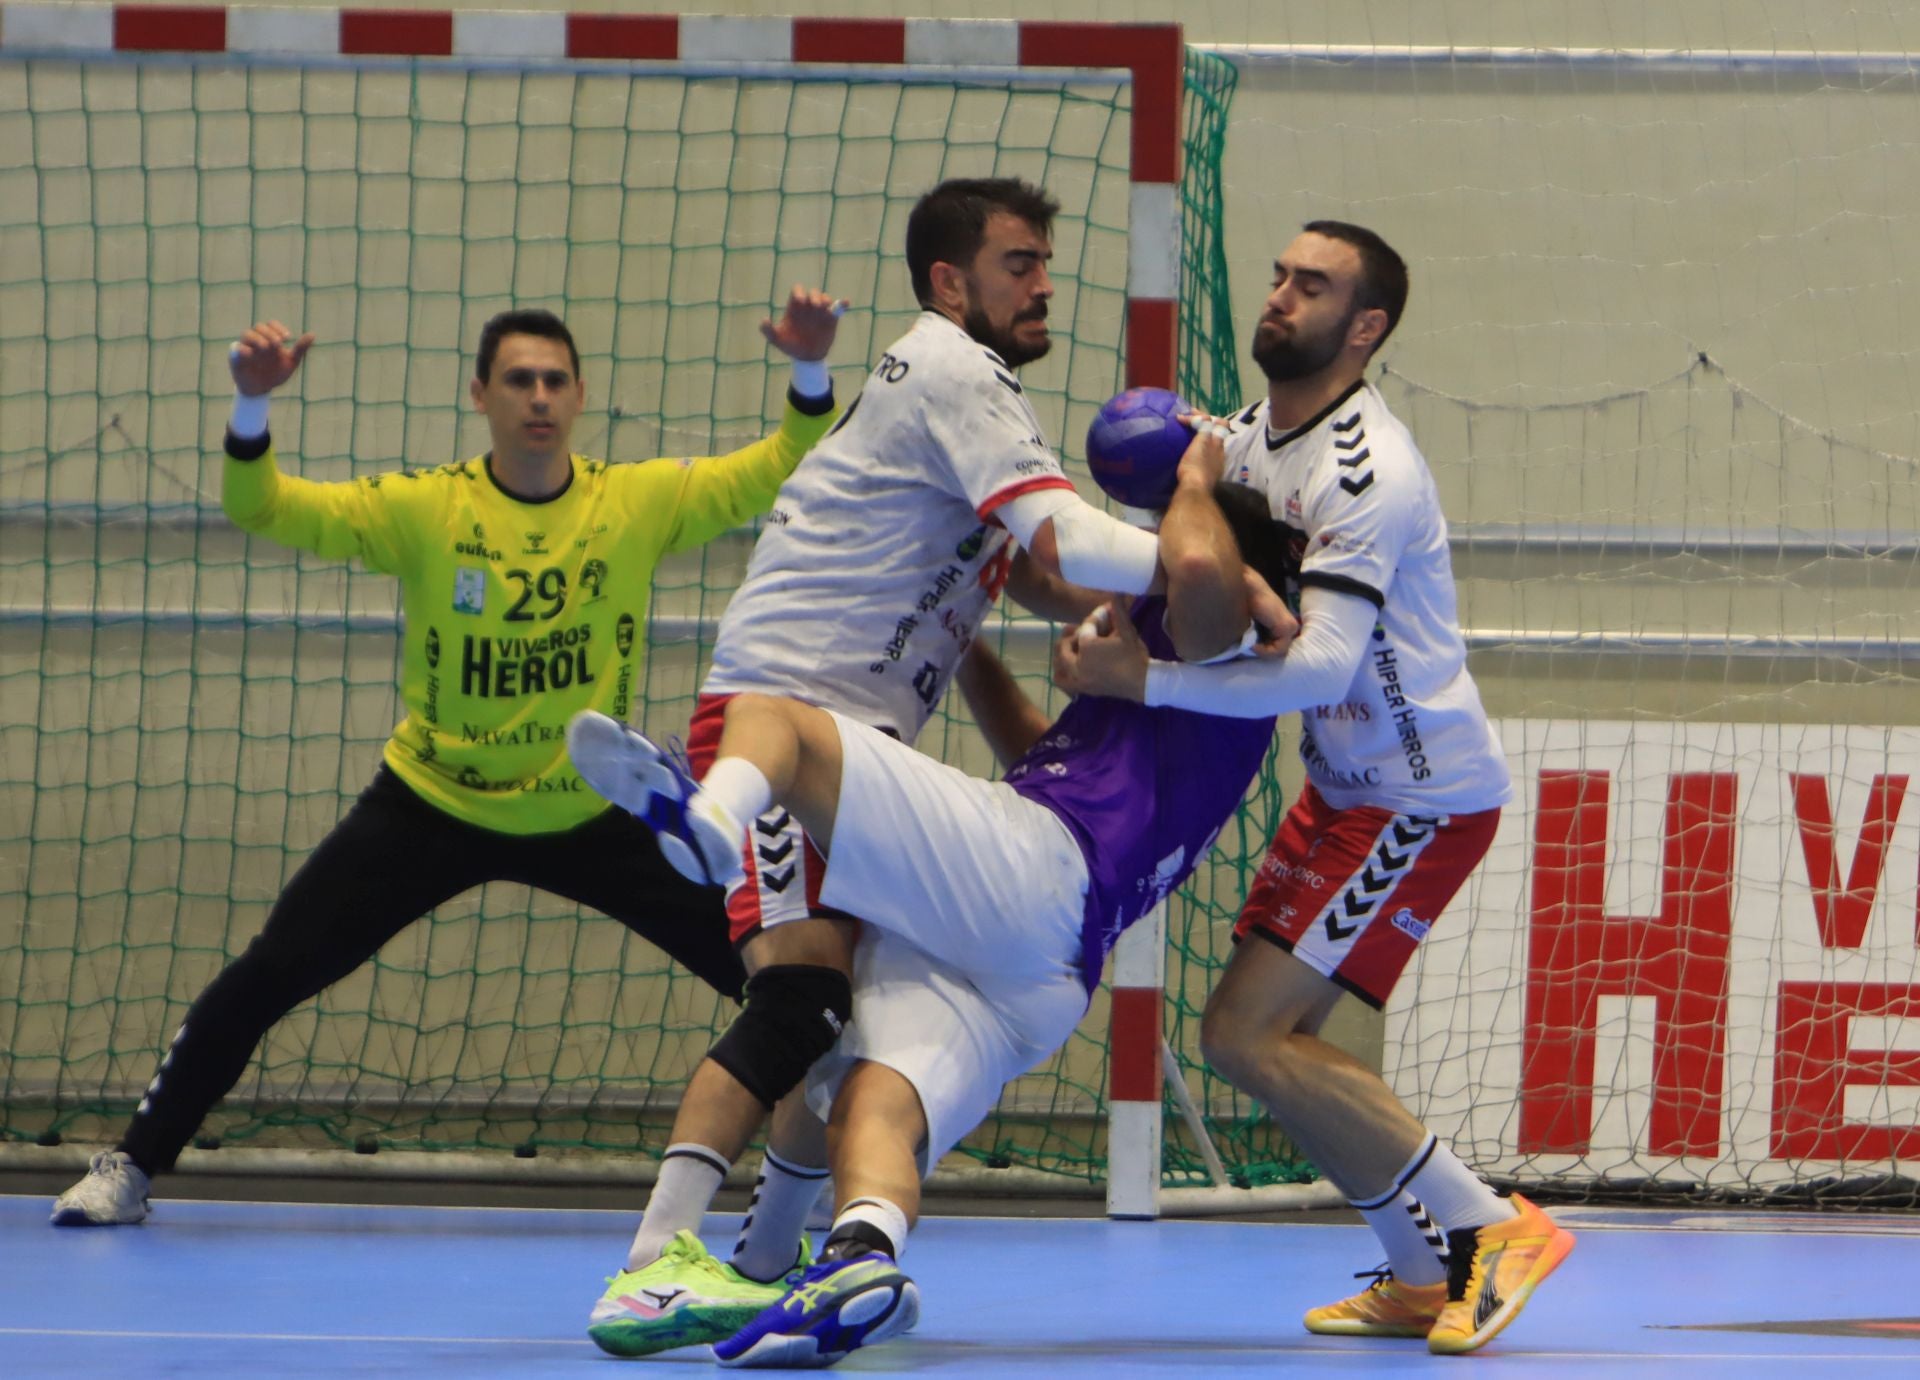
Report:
920,348,1074,517
1141,586,1377,719
1296,446,1418,608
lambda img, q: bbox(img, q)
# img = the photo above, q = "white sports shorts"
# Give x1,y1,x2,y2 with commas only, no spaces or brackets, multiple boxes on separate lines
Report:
806,710,1092,1166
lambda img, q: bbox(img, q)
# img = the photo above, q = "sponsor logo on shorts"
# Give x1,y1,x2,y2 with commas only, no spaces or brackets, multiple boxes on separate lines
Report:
1390,907,1431,941
1259,856,1326,888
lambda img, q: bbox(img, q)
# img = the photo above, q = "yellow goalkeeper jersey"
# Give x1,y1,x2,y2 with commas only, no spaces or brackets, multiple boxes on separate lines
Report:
220,395,837,834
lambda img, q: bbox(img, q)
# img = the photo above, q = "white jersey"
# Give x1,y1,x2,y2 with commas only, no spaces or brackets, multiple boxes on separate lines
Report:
1224,380,1511,815
704,312,1073,739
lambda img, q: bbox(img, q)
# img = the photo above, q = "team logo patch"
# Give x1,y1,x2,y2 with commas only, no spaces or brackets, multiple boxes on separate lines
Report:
453,566,486,614
580,558,607,600
1389,907,1431,940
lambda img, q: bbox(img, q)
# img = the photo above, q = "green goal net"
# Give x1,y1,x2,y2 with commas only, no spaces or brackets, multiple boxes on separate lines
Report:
0,35,1275,1187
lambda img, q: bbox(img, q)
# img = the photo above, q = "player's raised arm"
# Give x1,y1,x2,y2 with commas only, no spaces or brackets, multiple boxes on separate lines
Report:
1157,418,1251,661
759,283,846,371
228,319,314,414
218,320,414,575
659,284,847,553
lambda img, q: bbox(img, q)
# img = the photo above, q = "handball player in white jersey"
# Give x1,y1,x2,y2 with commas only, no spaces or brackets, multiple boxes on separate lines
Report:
1071,221,1572,1356
566,178,1248,1360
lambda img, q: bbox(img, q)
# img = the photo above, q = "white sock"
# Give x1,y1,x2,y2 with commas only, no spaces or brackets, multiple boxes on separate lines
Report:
731,1148,832,1282
1392,1133,1513,1235
700,756,773,826
1351,1188,1449,1286
828,1195,910,1261
627,1143,729,1270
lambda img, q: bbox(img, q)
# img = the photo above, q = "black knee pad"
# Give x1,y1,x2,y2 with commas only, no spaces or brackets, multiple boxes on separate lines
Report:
708,964,853,1110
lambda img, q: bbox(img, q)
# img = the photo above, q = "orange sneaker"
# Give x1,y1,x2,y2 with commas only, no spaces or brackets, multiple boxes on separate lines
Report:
1426,1194,1575,1355
1304,1268,1448,1337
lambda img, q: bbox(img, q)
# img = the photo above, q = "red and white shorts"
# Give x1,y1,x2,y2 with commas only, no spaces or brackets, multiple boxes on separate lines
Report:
1234,785,1500,1008
688,693,860,946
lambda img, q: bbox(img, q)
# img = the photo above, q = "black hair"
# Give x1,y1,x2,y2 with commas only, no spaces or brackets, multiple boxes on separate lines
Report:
906,177,1060,308
476,308,580,383
1301,219,1409,354
1212,481,1294,599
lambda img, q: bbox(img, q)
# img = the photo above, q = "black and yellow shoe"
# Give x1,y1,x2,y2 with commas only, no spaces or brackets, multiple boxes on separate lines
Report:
1427,1195,1575,1355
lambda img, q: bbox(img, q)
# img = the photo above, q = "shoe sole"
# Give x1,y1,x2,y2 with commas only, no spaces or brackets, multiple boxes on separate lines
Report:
716,1277,920,1368
1427,1226,1576,1355
588,1301,766,1358
1304,1316,1437,1338
653,832,708,885
49,1206,147,1227
567,711,675,816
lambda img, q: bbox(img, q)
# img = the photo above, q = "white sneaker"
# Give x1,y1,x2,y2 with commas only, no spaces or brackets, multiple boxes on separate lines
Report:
567,711,745,888
51,1150,151,1226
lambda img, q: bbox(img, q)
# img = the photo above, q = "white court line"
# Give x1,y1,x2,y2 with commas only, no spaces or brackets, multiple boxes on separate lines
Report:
13,1191,1915,1237
14,1191,1917,1239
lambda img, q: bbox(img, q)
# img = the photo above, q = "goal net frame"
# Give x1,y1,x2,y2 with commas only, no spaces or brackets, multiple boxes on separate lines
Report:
0,1,1268,1218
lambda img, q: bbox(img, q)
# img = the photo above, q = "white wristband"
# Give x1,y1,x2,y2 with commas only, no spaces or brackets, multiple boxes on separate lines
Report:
789,357,831,399
230,390,271,440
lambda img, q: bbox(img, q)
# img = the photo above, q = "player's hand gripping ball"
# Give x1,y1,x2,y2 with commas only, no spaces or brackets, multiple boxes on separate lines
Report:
1085,387,1195,510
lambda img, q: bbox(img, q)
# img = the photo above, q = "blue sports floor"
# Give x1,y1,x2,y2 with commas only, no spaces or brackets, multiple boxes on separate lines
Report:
4,1195,1917,1376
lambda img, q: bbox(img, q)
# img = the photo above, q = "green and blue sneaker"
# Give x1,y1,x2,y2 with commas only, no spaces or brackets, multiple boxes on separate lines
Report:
587,1229,810,1358
713,1250,919,1369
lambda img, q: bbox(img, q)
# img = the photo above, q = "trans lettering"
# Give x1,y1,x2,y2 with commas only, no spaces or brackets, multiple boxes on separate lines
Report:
462,625,596,698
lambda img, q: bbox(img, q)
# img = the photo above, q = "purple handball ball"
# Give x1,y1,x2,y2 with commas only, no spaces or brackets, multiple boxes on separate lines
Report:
1085,387,1195,510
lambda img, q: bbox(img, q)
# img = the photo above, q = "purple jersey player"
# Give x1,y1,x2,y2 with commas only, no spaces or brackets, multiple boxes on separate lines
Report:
1006,592,1278,997
564,462,1295,1369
